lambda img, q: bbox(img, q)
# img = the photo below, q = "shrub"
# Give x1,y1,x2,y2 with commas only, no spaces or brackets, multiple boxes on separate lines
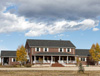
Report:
24,64,32,67
78,63,84,73
11,64,21,67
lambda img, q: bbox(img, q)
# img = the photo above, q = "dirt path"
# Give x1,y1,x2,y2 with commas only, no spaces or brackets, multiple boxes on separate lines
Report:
0,67,100,71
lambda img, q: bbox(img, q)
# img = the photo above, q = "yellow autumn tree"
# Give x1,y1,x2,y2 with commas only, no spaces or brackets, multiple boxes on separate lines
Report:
16,45,27,66
89,43,100,65
76,57,80,66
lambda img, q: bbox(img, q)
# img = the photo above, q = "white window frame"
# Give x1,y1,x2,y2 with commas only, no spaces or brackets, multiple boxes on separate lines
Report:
43,48,49,52
66,48,71,52
59,48,64,52
35,47,40,52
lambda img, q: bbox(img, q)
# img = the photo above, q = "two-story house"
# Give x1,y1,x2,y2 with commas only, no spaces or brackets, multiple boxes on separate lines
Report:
1,39,90,67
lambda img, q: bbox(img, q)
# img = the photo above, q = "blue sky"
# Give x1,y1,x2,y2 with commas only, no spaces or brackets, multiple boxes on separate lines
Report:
0,0,100,51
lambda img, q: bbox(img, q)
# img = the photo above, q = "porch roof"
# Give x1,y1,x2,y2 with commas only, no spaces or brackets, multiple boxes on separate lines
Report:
1,51,16,57
34,52,77,56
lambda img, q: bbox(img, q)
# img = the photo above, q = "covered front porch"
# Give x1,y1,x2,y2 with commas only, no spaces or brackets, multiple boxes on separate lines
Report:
32,56,76,64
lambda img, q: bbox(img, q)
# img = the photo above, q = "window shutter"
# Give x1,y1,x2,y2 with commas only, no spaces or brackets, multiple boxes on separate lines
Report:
62,48,64,52
47,48,49,52
39,48,40,52
79,58,81,61
70,48,71,52
12,58,13,62
85,58,87,61
35,48,36,52
66,48,67,52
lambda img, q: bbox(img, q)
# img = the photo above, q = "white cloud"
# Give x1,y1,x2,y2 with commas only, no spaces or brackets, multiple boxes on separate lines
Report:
0,10,99,37
93,28,99,31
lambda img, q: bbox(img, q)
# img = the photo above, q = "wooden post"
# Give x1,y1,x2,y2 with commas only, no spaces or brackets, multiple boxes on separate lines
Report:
67,56,68,64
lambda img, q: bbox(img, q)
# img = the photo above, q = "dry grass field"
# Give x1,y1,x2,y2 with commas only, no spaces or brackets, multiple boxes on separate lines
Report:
0,70,100,76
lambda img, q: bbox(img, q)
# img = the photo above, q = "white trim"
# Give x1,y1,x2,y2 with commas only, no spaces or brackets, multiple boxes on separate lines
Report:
35,47,40,52
58,48,64,52
43,48,49,52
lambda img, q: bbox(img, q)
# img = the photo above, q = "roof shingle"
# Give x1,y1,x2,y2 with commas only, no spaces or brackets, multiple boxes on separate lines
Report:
1,51,16,57
75,49,90,56
26,39,76,48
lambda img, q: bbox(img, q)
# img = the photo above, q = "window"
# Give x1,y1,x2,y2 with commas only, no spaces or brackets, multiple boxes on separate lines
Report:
81,58,86,61
44,48,48,52
59,48,63,52
35,47,40,52
28,48,30,53
66,48,71,52
12,58,16,62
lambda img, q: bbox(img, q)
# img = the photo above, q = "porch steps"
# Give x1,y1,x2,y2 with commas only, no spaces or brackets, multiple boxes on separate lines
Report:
52,63,64,67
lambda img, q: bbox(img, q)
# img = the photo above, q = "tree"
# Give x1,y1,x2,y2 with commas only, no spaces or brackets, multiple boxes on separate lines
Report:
89,43,100,65
76,57,80,66
16,45,27,66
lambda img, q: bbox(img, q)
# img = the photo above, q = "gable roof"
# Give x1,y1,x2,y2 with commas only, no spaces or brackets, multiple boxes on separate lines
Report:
1,51,16,57
75,49,90,56
26,39,76,48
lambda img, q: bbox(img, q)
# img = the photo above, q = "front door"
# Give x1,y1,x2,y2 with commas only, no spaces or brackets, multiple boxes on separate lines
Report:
53,56,59,63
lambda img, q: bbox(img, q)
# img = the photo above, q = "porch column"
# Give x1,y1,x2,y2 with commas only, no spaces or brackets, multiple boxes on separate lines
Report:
2,58,3,65
34,56,36,63
67,56,68,64
9,57,10,65
59,56,61,62
43,56,45,63
75,56,77,63
31,56,32,64
51,56,53,64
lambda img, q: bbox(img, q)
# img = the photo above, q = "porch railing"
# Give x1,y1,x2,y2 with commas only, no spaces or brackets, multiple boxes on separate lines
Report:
58,60,76,64
33,60,76,64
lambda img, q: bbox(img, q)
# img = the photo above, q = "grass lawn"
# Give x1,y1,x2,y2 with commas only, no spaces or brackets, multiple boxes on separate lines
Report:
0,70,100,76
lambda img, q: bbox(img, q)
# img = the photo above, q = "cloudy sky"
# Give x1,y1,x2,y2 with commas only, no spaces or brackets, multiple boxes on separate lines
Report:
0,0,100,51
